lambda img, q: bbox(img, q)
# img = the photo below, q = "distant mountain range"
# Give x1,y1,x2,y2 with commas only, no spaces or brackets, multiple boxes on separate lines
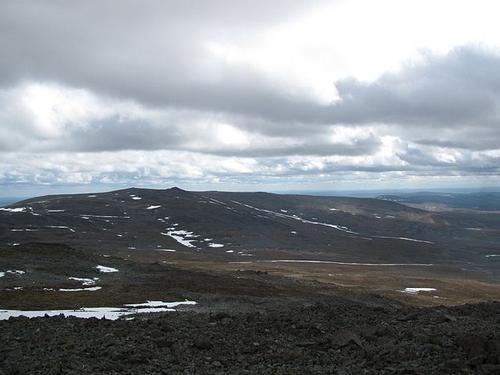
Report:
0,197,26,208
377,192,500,211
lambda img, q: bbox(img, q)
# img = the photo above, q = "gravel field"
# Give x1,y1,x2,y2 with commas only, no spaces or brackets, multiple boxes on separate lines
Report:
2,297,500,374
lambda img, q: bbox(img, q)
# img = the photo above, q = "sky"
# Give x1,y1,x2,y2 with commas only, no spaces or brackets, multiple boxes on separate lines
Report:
1,0,500,196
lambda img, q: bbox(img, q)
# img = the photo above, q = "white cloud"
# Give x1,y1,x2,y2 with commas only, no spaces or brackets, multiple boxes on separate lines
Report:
206,0,500,98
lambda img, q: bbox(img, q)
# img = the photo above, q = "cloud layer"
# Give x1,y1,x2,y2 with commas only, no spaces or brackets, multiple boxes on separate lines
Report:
1,1,500,192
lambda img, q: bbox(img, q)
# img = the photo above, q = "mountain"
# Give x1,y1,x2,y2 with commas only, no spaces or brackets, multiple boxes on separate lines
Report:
1,187,499,267
1,187,500,312
2,187,500,375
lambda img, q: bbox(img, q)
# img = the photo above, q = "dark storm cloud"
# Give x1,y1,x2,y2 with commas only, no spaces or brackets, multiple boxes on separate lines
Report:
59,118,187,152
414,126,500,151
19,116,379,157
330,47,500,127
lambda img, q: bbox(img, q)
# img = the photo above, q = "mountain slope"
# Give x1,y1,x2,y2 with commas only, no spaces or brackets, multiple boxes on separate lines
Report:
377,191,500,211
1,187,499,267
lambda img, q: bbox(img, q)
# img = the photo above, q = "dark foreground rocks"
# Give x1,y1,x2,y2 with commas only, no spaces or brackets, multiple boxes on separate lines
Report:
2,298,500,374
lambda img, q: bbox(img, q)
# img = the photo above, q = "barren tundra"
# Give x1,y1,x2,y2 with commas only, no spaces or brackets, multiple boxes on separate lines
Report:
1,188,500,373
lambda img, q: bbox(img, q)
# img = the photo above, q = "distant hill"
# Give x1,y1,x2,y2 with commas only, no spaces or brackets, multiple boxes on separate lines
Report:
0,197,25,208
1,187,500,268
377,192,500,211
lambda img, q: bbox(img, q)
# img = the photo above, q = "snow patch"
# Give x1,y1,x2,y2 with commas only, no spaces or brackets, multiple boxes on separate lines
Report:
164,229,198,248
59,287,102,292
68,277,98,286
96,265,118,273
81,214,130,219
208,243,224,248
124,300,197,308
401,288,437,294
373,236,433,244
46,225,76,232
209,198,226,205
3,270,25,275
0,207,27,213
0,300,197,320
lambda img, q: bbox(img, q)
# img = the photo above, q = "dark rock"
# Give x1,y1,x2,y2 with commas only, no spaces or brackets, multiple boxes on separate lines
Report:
193,338,213,350
480,364,500,375
458,334,487,358
330,329,363,348
2,293,500,374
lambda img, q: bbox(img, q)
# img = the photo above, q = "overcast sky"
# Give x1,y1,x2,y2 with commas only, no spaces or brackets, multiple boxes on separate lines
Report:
1,0,500,196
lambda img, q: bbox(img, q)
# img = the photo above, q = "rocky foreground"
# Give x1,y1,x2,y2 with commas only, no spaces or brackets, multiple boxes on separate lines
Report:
2,297,500,374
